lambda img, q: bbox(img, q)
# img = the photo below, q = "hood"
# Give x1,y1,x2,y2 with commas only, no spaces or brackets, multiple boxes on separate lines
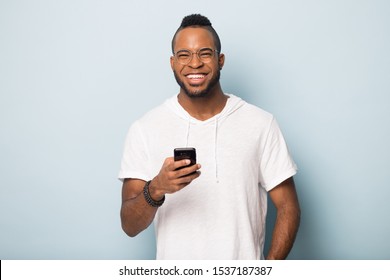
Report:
165,93,245,124
164,94,246,182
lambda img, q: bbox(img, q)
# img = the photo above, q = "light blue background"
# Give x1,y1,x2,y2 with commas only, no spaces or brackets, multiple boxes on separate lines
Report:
1,0,389,259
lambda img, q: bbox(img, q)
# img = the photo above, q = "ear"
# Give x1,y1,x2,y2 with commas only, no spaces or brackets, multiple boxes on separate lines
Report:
218,53,225,70
170,56,175,71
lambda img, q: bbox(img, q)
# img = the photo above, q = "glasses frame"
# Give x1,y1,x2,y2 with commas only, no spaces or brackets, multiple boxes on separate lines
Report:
173,48,219,65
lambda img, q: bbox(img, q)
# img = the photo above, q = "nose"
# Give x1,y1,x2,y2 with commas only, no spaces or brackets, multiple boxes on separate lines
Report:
188,52,203,68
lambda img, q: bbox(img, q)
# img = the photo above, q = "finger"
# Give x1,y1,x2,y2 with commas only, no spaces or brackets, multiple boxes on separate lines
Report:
176,170,201,185
167,171,201,193
178,163,201,176
172,159,191,170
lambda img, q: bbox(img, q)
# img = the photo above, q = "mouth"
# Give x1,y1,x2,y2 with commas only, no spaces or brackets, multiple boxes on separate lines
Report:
185,73,207,85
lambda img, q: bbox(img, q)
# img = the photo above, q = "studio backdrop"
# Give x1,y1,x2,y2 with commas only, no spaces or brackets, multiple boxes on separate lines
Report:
1,0,389,259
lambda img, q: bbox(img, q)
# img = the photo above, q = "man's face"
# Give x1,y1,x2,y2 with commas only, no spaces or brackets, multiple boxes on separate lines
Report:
171,27,224,98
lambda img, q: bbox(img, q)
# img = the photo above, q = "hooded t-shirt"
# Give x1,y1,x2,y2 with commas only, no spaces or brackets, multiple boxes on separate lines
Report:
118,94,297,259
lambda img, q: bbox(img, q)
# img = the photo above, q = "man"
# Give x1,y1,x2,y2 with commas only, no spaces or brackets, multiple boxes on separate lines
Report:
119,14,300,260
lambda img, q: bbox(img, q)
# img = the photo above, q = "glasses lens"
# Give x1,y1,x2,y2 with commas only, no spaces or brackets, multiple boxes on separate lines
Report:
198,49,214,63
176,50,192,65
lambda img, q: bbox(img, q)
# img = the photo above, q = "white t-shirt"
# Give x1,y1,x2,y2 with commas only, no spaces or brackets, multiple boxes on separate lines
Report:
118,94,297,259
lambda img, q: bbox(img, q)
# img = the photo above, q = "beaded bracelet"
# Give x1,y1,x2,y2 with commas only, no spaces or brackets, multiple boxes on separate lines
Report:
143,180,165,207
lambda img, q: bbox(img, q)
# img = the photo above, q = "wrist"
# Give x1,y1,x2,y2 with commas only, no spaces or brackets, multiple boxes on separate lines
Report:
143,180,165,208
149,177,165,201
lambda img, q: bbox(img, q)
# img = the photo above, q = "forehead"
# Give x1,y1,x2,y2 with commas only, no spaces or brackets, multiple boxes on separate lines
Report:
174,27,215,51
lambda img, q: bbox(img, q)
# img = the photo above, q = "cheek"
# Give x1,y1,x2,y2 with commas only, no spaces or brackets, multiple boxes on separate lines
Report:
173,64,185,75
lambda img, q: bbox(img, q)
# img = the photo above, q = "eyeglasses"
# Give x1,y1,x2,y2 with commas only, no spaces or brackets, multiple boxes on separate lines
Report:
173,48,219,65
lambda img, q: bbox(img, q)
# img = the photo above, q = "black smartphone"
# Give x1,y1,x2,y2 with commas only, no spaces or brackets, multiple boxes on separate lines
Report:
174,147,196,170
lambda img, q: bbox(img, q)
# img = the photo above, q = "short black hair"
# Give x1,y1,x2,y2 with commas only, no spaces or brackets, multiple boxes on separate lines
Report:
171,14,221,53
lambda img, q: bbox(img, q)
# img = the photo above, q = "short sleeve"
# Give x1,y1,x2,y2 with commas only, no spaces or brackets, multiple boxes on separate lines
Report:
258,117,297,191
118,121,151,182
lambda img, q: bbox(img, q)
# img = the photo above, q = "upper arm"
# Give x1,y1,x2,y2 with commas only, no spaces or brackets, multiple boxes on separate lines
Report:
268,177,300,211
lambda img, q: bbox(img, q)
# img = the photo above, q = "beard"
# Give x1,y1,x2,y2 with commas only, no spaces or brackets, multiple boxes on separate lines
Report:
173,70,221,98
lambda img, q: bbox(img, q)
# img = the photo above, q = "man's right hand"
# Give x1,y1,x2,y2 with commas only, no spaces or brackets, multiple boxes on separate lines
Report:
148,157,201,201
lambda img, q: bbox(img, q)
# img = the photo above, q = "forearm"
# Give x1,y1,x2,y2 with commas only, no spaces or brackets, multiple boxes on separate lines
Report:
121,194,158,237
120,187,159,237
266,205,300,260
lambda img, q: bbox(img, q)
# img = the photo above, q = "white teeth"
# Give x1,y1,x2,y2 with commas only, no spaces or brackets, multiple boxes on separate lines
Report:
187,74,205,79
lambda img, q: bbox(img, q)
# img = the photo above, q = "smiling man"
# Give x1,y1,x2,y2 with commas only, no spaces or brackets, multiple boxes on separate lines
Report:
119,14,300,260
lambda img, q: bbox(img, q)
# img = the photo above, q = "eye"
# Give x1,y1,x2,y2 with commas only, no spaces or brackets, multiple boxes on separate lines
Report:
176,51,191,59
199,49,213,58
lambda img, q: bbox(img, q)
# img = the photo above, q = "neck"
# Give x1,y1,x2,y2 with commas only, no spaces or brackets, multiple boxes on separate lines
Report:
178,84,228,121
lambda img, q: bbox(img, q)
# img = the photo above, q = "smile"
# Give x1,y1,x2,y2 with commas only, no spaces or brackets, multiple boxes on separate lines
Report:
186,74,206,79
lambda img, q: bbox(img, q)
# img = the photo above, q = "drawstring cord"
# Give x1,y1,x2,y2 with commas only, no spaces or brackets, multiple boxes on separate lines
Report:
185,118,191,147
